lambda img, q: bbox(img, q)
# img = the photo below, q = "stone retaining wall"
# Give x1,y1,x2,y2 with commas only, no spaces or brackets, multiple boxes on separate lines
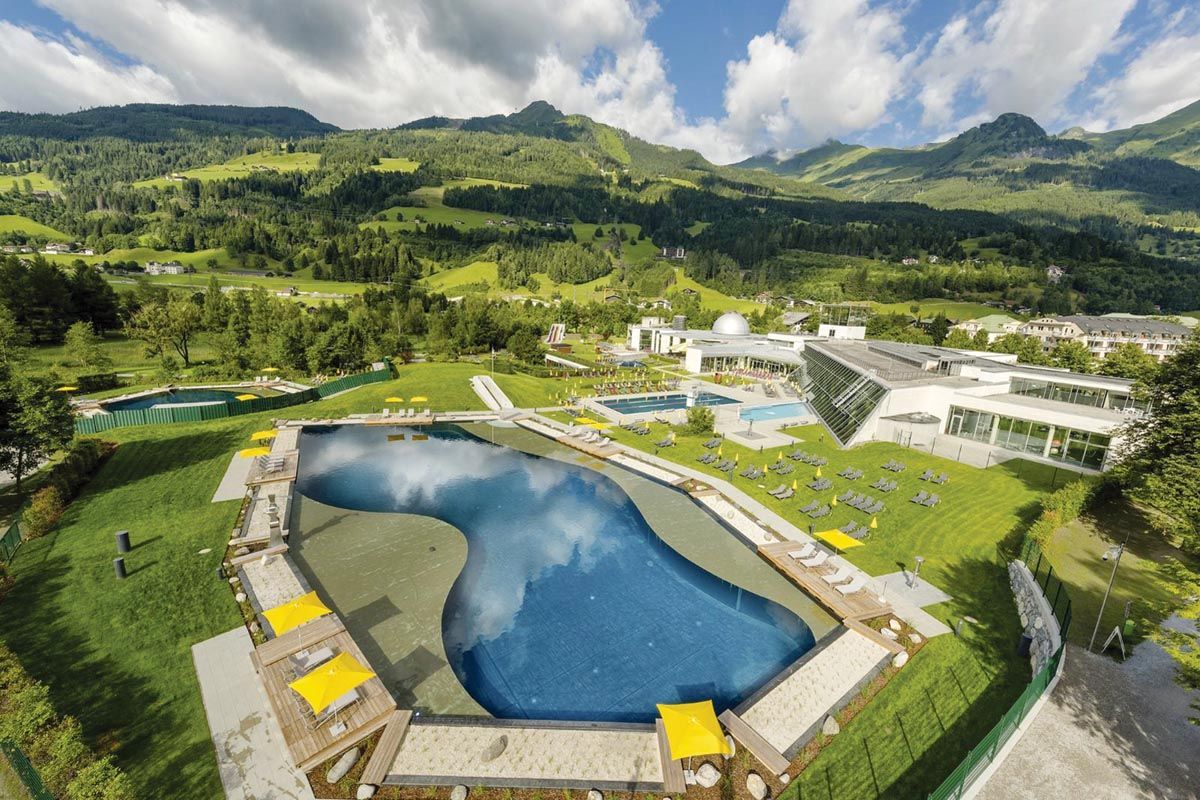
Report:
1009,560,1062,675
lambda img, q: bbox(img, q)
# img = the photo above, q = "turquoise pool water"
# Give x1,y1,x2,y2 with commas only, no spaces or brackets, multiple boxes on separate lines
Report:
295,424,815,722
598,391,739,415
103,388,248,411
740,402,812,422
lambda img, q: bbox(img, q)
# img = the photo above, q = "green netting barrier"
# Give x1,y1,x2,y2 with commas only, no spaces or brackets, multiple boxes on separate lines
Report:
926,538,1070,800
74,363,392,435
1,740,54,800
0,509,23,565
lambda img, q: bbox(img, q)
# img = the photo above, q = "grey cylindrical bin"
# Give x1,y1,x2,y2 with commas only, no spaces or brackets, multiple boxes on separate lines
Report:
115,530,131,554
114,557,127,580
1017,633,1033,657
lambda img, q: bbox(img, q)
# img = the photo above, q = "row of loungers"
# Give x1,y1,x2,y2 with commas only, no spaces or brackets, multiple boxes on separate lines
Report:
836,492,885,514
783,543,869,595
918,469,950,484
910,490,941,507
620,422,652,436
882,460,907,472
702,438,723,449
787,450,828,466
568,428,611,447
837,467,864,480
869,477,900,493
838,521,873,540
769,461,794,475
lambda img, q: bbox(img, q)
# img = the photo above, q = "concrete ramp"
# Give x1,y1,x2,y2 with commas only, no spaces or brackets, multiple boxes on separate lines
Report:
470,375,515,411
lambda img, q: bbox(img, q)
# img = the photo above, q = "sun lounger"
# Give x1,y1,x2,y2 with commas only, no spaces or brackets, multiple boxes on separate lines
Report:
910,490,930,504
774,488,794,500
870,477,887,489
799,550,828,568
788,449,807,460
768,484,789,497
747,468,764,480
714,460,734,471
882,460,897,471
288,646,335,677
836,575,868,595
787,543,816,560
809,504,831,518
798,500,819,514
922,493,941,507
821,565,854,585
839,522,857,534
703,438,722,448
918,469,934,481
893,462,906,472
838,467,854,478
849,525,871,540
864,501,884,515
776,463,794,475
739,466,758,477
312,688,361,728
932,473,949,484
844,469,863,480
811,457,827,466
838,490,855,503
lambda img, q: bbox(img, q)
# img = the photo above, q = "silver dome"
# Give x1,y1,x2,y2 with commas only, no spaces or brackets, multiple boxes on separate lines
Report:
712,311,750,336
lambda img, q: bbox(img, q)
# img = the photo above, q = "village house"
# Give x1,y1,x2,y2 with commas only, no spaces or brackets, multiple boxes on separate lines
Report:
40,242,73,254
952,314,1023,344
658,246,686,260
1046,265,1066,284
1018,314,1192,362
144,260,188,276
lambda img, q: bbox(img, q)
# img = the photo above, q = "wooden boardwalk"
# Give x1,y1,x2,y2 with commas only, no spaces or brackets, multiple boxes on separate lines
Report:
360,710,413,787
718,710,789,776
252,615,396,772
654,720,686,795
758,541,892,622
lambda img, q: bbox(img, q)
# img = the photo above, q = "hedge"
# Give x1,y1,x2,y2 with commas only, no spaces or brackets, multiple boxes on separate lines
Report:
0,641,133,799
21,439,115,542
1027,476,1105,547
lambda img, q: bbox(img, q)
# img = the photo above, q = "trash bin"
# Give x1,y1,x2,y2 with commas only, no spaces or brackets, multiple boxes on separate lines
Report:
115,530,131,554
1017,633,1033,657
114,557,127,580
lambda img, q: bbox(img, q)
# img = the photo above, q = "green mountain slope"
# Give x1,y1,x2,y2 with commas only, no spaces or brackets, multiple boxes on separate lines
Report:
0,104,338,140
1080,98,1200,166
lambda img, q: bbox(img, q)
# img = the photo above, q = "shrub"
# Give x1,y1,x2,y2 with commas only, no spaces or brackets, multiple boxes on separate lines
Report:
1027,478,1100,547
21,486,65,540
684,406,715,435
73,373,120,393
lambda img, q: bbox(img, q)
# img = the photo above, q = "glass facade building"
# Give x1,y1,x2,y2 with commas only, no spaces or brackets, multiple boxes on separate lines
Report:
800,348,887,443
946,406,1111,470
1009,377,1147,413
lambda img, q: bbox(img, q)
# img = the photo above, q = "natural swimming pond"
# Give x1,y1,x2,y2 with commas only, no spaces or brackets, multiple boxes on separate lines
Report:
295,424,817,722
103,387,255,411
597,391,739,415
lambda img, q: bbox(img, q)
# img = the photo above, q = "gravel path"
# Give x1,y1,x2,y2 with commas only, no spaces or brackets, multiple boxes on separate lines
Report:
978,632,1200,800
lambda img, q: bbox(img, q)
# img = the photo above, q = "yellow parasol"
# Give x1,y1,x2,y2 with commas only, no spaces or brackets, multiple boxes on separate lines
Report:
791,479,797,490
384,396,404,403
409,395,429,403
239,446,271,458
263,591,332,636
717,446,723,457
831,495,838,507
235,393,258,401
814,528,865,551
261,367,279,373
250,430,277,441
656,700,731,761
815,466,822,478
776,451,783,461
55,385,79,392
870,516,878,529
288,652,375,715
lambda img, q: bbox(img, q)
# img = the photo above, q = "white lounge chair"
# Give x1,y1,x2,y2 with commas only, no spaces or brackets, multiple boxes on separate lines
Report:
821,564,854,585
836,575,868,595
787,543,816,560
799,550,828,568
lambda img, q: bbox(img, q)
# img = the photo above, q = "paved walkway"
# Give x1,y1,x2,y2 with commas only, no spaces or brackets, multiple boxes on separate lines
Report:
213,453,253,502
977,638,1200,800
192,627,315,800
388,722,663,790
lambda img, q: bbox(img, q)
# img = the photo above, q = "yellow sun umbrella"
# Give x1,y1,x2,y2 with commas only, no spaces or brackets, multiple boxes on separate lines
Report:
235,393,258,401
776,451,783,461
261,367,279,373
815,466,822,478
814,528,865,551
831,495,839,506
262,591,332,637
717,446,723,456
250,429,278,441
55,385,79,392
656,700,731,761
791,479,798,490
288,652,375,715
409,395,429,403
239,446,271,458
734,453,740,464
870,516,878,529
384,396,404,403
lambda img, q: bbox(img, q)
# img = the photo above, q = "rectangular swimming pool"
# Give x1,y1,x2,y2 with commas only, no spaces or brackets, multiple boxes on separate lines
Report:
740,402,812,422
597,391,739,415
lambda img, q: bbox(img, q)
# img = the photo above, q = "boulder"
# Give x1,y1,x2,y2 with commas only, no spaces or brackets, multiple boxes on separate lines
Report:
695,762,720,788
746,772,768,800
777,773,790,785
248,622,260,634
326,747,360,783
587,791,603,800
235,592,247,604
480,735,508,763
357,786,377,800
228,576,240,585
821,715,840,736
723,734,736,759
888,618,902,631
879,627,898,640
908,633,923,645
198,548,212,555
235,547,250,556
892,651,909,669
450,785,469,800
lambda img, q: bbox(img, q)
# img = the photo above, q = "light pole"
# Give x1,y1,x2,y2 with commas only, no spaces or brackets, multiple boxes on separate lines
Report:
912,556,924,589
1089,535,1128,652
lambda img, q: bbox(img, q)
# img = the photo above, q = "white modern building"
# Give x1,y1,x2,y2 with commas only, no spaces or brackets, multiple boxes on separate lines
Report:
144,260,187,275
1017,315,1191,362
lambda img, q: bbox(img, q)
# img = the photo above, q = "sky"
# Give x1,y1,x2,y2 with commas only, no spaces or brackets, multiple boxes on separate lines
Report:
1,0,1198,164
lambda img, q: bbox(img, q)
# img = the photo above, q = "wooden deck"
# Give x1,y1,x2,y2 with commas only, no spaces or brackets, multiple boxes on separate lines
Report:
360,710,413,787
718,710,789,776
654,719,686,795
252,615,396,772
758,541,892,622
556,435,621,459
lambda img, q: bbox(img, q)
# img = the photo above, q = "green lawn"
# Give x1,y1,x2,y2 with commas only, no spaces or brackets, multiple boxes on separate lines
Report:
370,157,421,173
132,151,322,189
0,214,69,240
869,299,1017,322
1,170,59,193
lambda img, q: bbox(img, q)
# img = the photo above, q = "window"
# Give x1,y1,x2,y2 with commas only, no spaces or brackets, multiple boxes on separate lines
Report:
947,406,1112,469
801,349,887,443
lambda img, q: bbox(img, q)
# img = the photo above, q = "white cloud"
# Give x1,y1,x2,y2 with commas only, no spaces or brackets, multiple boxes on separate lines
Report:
1085,31,1200,130
915,0,1137,130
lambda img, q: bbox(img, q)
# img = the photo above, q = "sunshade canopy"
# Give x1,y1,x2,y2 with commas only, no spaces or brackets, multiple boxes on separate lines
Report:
235,393,258,401
384,396,404,403
814,528,865,550
55,385,78,392
656,700,731,760
263,590,332,636
288,652,374,715
250,430,277,441
238,446,271,458
409,395,429,403
261,367,279,373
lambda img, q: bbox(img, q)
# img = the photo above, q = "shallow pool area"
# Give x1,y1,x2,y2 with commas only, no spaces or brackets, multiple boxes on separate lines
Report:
294,423,818,723
597,391,739,415
102,387,254,411
740,401,813,422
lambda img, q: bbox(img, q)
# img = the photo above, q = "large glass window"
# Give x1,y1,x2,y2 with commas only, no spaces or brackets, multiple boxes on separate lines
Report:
1010,376,1137,410
801,349,887,443
946,406,1111,469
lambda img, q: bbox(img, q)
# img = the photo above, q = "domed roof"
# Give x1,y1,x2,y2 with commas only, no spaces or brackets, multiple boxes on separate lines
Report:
712,311,750,336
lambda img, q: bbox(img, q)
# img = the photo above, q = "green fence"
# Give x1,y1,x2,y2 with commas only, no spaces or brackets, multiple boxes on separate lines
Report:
74,364,392,435
927,539,1071,800
0,740,54,800
1,506,24,565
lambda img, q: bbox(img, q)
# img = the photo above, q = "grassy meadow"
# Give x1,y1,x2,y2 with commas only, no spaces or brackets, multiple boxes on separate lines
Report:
0,214,70,240
1,170,59,193
132,150,322,189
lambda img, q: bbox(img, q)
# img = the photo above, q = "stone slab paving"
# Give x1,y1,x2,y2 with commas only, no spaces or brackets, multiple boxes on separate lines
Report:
241,553,306,611
607,452,687,485
213,453,253,502
192,626,315,800
241,480,292,542
388,723,663,789
976,639,1200,800
739,628,891,756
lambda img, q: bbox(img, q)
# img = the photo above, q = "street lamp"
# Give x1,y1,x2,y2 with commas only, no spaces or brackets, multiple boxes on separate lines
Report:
912,555,925,588
1089,537,1128,652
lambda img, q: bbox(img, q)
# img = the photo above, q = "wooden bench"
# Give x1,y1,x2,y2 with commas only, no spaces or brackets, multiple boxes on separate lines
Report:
360,710,413,786
719,709,790,776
